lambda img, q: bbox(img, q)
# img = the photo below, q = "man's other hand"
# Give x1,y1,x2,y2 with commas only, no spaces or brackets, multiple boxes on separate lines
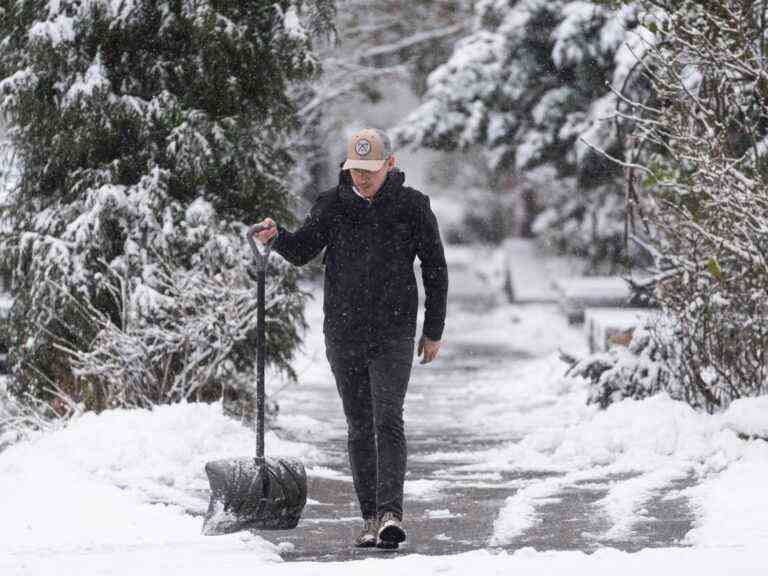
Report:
417,335,441,364
252,218,278,244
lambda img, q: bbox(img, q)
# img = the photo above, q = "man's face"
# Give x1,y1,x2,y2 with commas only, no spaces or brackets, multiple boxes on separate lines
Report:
350,155,396,198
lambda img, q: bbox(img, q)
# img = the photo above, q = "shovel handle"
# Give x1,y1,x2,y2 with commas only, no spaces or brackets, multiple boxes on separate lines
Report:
246,223,275,466
256,261,266,467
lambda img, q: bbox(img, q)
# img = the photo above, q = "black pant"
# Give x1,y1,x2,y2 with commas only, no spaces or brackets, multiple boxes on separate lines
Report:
325,337,414,520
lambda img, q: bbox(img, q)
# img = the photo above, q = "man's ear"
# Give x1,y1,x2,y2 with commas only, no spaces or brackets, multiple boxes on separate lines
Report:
387,155,397,169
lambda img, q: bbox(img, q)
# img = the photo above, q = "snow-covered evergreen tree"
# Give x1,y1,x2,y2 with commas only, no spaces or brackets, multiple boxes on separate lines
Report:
290,0,470,197
0,118,11,373
0,0,332,409
394,0,648,268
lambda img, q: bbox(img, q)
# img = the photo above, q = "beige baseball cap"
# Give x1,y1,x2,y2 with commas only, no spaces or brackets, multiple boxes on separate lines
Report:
342,128,393,171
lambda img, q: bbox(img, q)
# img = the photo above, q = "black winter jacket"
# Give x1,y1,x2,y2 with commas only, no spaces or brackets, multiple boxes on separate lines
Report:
272,169,448,344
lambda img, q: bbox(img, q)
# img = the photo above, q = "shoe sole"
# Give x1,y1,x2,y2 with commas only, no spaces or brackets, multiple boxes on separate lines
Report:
354,536,377,548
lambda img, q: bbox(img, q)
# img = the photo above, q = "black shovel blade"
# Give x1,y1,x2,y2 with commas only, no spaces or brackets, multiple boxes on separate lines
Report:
202,456,307,535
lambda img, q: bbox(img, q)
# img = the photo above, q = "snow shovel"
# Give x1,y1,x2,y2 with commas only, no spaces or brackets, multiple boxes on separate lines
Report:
202,224,307,535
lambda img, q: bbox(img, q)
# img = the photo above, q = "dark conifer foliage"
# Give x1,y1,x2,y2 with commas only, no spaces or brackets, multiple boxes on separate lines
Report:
0,1,334,408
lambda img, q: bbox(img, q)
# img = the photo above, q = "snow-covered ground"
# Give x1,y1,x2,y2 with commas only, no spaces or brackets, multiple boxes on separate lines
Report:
2,239,768,575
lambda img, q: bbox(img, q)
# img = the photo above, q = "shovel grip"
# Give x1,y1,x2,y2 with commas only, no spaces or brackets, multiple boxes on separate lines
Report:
248,224,275,272
248,223,276,255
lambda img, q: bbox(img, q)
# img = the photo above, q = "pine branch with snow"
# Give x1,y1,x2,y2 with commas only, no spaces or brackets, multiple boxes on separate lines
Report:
393,0,650,267
0,1,325,410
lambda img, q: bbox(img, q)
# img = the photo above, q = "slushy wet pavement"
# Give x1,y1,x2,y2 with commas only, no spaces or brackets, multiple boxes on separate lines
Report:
256,250,695,561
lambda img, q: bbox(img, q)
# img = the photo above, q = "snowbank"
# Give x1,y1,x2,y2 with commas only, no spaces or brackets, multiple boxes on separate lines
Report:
0,402,321,562
684,396,768,547
722,395,768,439
487,390,768,547
684,441,768,548
5,541,765,576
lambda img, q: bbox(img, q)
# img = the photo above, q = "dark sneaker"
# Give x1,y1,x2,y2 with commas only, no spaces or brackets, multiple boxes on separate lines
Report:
354,518,379,548
377,512,406,549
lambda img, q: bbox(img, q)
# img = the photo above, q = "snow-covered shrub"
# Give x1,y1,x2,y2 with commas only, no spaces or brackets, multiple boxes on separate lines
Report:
569,284,768,414
53,257,306,412
568,311,719,411
0,1,330,410
655,282,768,413
394,0,648,268
0,374,71,451
569,323,673,408
605,0,768,410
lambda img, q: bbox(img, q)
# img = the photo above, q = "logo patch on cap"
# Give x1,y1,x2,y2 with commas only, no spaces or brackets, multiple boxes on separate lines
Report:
355,139,372,156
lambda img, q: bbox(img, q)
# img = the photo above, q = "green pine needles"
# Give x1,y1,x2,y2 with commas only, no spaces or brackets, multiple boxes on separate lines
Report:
0,0,334,412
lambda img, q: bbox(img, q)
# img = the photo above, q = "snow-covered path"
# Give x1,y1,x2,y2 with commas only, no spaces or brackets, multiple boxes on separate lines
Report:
3,242,768,575
263,243,697,561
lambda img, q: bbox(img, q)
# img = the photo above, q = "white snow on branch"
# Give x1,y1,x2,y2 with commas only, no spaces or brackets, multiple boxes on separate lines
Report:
28,14,76,46
358,23,466,61
0,69,36,95
612,24,656,88
551,1,603,68
281,5,308,42
63,55,110,108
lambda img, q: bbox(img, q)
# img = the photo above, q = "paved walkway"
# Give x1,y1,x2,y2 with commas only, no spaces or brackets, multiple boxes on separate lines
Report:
253,243,695,561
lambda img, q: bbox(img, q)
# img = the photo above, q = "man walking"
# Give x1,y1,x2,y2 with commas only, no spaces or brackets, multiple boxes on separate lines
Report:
254,128,448,549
